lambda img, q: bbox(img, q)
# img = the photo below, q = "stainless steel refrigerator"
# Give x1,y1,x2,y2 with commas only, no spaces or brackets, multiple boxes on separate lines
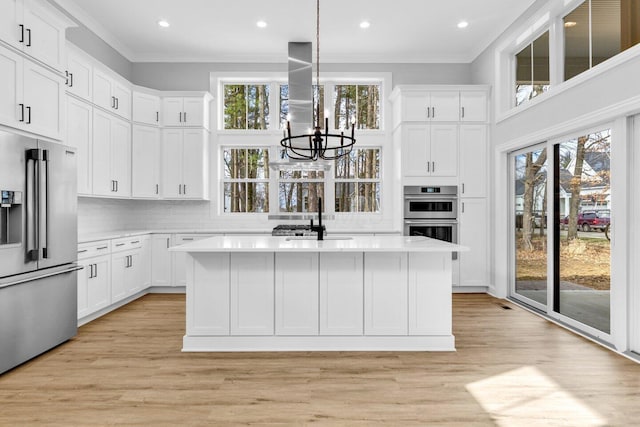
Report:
0,129,80,374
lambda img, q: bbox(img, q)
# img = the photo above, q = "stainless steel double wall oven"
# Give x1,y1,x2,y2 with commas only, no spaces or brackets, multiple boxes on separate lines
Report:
403,186,458,247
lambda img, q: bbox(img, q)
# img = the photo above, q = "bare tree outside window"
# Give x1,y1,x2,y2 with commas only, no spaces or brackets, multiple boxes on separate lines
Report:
334,85,380,130
223,148,269,212
224,84,270,130
335,148,381,213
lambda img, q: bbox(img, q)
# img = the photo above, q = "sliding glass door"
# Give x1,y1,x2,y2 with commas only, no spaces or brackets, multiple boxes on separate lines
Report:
511,145,548,310
510,130,611,335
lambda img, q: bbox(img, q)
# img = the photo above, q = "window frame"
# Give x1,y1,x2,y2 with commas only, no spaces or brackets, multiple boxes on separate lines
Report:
334,147,383,214
221,146,271,214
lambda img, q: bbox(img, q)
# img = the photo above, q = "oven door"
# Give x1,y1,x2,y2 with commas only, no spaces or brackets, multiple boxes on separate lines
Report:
403,220,458,243
404,197,457,219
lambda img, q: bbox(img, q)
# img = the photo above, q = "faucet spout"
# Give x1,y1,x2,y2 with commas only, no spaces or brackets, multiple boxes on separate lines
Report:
310,197,325,241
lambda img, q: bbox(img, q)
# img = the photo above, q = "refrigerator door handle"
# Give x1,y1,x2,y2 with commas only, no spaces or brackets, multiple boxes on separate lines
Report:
40,149,49,259
25,149,40,261
0,265,83,290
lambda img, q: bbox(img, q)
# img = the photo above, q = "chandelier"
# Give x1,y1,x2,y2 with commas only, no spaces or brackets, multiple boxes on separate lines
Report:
280,0,356,161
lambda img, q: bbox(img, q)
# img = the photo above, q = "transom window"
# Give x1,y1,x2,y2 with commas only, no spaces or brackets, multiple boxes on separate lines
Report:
334,84,380,130
279,84,325,128
515,31,550,107
223,84,270,130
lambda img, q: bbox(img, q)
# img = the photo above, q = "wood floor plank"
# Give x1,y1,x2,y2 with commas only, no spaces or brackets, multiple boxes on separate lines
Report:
0,293,638,426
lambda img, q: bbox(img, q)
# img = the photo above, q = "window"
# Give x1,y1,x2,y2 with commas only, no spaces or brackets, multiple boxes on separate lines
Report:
564,0,640,81
335,148,381,213
279,84,324,128
334,85,380,130
515,31,550,106
278,168,325,213
223,84,270,130
222,148,269,212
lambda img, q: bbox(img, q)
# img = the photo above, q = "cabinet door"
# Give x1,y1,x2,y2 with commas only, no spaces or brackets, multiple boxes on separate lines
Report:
112,81,131,120
66,96,92,195
400,91,430,121
127,251,142,295
430,124,458,177
460,91,487,122
66,49,92,100
111,252,128,302
132,92,160,125
91,109,112,196
458,198,488,287
139,236,152,290
132,125,161,198
92,68,114,112
110,117,131,197
172,234,214,286
162,97,183,127
402,124,430,177
23,0,66,71
22,59,63,139
151,234,172,286
77,259,90,319
430,91,460,121
182,97,204,127
408,252,451,335
319,252,363,335
364,252,408,335
161,128,183,198
0,0,22,49
459,125,487,198
0,46,22,131
275,253,319,335
182,129,207,199
88,256,111,312
230,253,274,335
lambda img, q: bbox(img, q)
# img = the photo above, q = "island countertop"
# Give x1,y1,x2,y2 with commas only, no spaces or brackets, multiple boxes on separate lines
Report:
169,235,468,253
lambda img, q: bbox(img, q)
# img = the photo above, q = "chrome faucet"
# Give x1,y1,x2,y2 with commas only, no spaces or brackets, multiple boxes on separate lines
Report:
310,197,325,241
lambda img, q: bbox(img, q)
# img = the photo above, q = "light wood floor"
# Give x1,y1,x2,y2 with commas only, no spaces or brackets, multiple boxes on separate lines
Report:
1,294,638,426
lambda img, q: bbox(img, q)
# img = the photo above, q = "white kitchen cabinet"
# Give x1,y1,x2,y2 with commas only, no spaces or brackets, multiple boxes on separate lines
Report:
187,253,230,336
230,252,274,335
458,198,489,288
408,252,452,335
93,67,131,120
65,46,93,101
151,234,172,287
275,253,319,335
162,128,209,200
131,124,161,198
459,125,488,198
460,91,488,122
364,252,408,335
66,96,92,195
395,90,460,122
77,255,111,319
92,109,131,198
172,234,215,287
401,123,458,178
139,235,152,290
132,90,160,126
0,0,72,72
319,252,364,335
0,45,63,140
111,237,143,301
162,95,211,129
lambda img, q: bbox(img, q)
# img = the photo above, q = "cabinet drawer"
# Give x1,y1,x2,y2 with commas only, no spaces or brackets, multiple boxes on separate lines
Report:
111,236,144,252
77,240,111,260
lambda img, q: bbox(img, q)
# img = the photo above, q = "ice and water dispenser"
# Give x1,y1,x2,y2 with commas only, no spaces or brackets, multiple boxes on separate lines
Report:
0,190,22,245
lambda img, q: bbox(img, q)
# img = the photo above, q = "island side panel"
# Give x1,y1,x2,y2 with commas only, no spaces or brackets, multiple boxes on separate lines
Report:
186,253,230,336
319,252,364,335
275,253,319,335
230,253,275,335
408,252,453,336
364,252,409,335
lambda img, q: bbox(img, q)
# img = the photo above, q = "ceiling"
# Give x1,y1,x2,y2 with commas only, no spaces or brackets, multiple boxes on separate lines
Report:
53,0,538,63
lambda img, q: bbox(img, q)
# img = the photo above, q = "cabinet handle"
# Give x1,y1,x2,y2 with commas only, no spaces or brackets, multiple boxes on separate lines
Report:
97,246,108,250
183,112,187,122
179,112,182,122
65,70,69,86
182,238,194,241
427,106,430,119
156,111,159,122
115,180,118,192
131,240,140,244
88,264,93,279
156,184,159,195
166,238,170,248
19,103,24,122
183,184,186,195
115,243,125,247
19,24,24,43
461,106,465,119
432,107,435,118
70,73,74,87
78,249,88,253
462,183,465,194
26,28,31,47
432,161,435,173
115,97,119,110
111,96,115,108
462,202,465,213
178,184,182,195
26,106,31,124
94,263,98,277
427,162,430,173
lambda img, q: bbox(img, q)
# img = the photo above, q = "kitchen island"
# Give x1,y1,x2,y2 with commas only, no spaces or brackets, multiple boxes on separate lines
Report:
171,235,467,352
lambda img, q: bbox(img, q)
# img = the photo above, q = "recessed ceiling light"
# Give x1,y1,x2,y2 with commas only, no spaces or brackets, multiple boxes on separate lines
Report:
157,19,170,28
457,21,469,29
359,21,370,29
564,21,577,28
256,20,267,28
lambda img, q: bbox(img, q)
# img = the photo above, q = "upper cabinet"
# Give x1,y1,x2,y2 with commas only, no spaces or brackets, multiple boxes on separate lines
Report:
0,0,74,72
460,91,488,122
132,89,161,126
93,67,131,120
162,94,212,130
65,45,93,101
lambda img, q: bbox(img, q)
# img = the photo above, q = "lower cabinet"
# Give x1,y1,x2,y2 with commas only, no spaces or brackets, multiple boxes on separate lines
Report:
458,198,489,288
275,253,319,335
77,254,111,319
364,252,408,335
111,249,141,301
151,234,172,287
319,252,364,335
230,252,274,335
172,234,215,286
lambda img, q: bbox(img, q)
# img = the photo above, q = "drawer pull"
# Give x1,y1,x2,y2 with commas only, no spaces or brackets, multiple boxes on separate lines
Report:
97,246,109,250
115,243,125,247
77,249,88,253
131,240,140,244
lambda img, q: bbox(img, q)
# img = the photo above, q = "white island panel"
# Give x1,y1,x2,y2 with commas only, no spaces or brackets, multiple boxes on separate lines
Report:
275,253,319,335
409,252,452,335
188,253,229,335
364,253,408,335
320,252,364,335
230,253,274,335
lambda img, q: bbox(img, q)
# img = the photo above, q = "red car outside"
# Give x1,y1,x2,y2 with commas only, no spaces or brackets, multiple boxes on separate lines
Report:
561,211,610,232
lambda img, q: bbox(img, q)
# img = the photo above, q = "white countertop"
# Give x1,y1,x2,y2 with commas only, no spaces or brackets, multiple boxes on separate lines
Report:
169,235,467,253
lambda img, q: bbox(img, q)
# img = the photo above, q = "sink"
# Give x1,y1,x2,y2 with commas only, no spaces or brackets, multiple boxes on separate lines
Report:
285,236,353,241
